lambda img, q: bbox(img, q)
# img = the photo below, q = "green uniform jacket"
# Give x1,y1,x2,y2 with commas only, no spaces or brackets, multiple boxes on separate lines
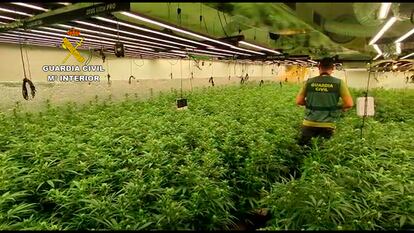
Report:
298,74,351,128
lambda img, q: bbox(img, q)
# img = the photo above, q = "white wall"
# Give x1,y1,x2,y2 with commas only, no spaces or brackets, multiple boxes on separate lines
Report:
307,68,414,90
0,43,285,112
0,43,284,82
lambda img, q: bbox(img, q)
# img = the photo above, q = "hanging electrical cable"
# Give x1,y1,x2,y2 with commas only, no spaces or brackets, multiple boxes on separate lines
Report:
189,58,193,92
19,34,36,100
222,11,229,25
360,61,372,139
180,58,184,97
200,3,209,34
210,60,215,86
106,57,111,86
228,61,231,80
24,43,32,80
177,3,182,26
217,10,229,37
199,3,202,31
84,48,93,66
175,9,187,109
129,59,136,84
133,56,144,67
168,59,179,79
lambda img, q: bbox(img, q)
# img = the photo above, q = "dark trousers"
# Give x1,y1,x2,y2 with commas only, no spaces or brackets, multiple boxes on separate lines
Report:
298,125,334,146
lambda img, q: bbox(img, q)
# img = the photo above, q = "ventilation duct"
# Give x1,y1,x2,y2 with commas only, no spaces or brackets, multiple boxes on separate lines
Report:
352,3,383,27
323,18,379,38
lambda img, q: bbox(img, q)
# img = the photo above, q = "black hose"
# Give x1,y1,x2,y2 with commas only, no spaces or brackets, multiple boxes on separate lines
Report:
19,39,36,100
129,75,135,84
209,77,215,87
22,78,36,100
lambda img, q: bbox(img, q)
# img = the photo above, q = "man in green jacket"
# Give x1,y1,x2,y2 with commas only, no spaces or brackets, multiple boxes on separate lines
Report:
295,57,354,146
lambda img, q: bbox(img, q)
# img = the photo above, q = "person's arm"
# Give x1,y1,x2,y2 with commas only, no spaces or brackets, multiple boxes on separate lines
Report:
296,82,306,106
340,80,353,111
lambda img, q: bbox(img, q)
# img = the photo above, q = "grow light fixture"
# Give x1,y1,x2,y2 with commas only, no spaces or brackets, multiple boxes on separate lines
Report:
378,3,392,19
56,24,180,50
11,3,49,12
0,33,66,45
120,11,229,47
39,26,160,50
239,41,281,54
395,42,401,54
30,29,122,46
0,7,33,17
395,27,414,43
369,16,397,45
117,12,265,55
401,52,414,59
94,17,205,48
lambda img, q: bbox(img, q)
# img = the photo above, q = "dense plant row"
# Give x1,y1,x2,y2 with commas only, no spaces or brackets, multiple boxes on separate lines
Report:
0,83,412,230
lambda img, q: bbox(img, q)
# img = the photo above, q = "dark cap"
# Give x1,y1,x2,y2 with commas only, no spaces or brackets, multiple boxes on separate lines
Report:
319,57,335,68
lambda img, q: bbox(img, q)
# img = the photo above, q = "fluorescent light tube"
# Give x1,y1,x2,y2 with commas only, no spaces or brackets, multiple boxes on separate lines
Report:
401,52,414,59
40,26,162,50
57,2,71,6
372,44,382,55
239,41,281,54
378,3,392,19
30,29,154,51
56,24,180,49
373,54,382,60
0,7,33,16
73,20,197,49
369,16,397,45
94,17,204,48
395,27,414,43
120,11,230,47
0,15,16,21
11,3,49,12
117,12,265,55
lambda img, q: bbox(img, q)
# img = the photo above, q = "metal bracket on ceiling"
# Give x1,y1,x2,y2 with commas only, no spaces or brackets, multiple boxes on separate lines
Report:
217,35,244,46
0,2,131,33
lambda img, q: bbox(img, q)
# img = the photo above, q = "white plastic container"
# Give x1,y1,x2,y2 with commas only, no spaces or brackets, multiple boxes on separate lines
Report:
356,97,375,117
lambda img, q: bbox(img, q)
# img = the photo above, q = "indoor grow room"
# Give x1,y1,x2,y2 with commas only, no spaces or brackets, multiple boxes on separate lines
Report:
0,2,413,231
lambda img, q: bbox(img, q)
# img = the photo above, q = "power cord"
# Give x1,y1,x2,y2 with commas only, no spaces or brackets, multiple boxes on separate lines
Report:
217,10,229,37
19,37,36,100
